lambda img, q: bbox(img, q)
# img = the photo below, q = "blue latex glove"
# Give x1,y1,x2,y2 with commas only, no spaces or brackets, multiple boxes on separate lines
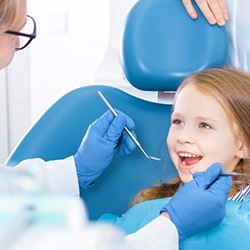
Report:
160,162,232,241
74,110,136,189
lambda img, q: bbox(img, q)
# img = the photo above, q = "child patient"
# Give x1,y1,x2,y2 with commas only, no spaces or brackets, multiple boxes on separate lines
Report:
99,67,250,248
131,67,250,205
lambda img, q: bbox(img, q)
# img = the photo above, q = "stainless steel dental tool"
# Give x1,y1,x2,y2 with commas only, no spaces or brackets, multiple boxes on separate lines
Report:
188,156,250,178
189,171,247,178
98,91,161,161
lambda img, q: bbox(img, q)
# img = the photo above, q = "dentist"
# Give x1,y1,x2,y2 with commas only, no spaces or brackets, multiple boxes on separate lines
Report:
0,0,232,248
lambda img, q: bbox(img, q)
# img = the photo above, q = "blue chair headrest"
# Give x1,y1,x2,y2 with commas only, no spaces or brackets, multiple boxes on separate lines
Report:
120,0,229,91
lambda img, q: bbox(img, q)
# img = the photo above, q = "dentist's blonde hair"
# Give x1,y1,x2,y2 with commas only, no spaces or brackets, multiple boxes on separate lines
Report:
0,0,20,33
130,67,250,206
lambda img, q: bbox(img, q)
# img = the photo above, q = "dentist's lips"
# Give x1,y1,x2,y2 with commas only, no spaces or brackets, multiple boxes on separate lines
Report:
178,152,202,170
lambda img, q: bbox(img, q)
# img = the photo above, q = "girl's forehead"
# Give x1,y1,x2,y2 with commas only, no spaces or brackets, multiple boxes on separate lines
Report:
174,84,229,118
175,83,224,108
174,84,215,105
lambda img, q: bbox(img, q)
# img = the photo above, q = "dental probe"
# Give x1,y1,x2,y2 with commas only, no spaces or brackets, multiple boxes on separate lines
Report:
98,91,161,161
218,173,246,177
189,170,246,177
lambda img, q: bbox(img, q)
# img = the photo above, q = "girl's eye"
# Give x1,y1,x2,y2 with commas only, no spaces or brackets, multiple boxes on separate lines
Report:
172,119,183,125
199,122,212,129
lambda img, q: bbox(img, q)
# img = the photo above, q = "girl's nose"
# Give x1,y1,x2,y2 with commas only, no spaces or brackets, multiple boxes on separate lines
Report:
176,127,195,144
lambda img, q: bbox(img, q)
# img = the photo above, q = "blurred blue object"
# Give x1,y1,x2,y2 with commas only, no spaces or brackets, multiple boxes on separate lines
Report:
120,0,228,91
5,0,228,220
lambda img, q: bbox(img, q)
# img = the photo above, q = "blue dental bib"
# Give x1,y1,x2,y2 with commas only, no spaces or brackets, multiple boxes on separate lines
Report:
99,197,250,249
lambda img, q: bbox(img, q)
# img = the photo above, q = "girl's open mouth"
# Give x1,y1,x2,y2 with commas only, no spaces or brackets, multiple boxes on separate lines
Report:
178,152,202,170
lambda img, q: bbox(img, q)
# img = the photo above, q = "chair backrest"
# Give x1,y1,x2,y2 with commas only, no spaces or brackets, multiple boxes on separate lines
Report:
5,86,176,220
5,0,228,220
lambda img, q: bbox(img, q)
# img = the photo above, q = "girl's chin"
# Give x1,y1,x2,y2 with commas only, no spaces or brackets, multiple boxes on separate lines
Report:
179,175,193,184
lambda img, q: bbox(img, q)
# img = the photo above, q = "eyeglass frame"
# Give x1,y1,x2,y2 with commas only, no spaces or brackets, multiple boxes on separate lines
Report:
5,15,37,50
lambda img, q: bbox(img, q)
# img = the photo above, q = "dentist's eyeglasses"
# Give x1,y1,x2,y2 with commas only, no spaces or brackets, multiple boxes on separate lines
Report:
5,15,37,50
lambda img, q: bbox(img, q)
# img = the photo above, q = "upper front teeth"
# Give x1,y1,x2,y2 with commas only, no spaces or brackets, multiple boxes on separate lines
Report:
179,153,198,158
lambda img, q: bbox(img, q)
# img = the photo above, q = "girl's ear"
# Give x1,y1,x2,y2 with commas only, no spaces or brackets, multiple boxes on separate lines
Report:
236,143,248,159
243,146,250,159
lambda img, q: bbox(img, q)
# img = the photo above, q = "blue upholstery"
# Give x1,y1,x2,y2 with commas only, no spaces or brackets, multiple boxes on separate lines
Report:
5,86,177,220
121,0,228,91
5,0,228,220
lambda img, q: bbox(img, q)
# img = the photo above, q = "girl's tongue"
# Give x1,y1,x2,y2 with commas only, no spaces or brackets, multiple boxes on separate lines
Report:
182,156,201,166
179,154,202,170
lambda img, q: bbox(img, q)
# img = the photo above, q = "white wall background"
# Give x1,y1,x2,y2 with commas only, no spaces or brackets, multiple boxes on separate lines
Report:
1,0,158,163
28,0,111,123
0,50,31,163
0,70,9,160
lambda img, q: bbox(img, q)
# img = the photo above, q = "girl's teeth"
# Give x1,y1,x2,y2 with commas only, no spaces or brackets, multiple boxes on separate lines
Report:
179,153,197,158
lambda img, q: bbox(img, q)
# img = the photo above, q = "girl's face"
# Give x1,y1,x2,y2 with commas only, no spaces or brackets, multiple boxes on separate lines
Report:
0,0,27,70
167,84,244,183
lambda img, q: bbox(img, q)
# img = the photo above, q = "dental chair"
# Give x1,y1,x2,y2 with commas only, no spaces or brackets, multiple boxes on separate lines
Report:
5,0,228,220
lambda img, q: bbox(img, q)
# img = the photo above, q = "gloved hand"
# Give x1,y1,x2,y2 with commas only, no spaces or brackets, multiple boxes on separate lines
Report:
74,110,136,189
160,162,232,241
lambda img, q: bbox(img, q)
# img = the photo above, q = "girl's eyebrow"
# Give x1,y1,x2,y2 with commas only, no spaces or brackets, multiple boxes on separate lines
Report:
171,112,181,116
170,112,181,119
195,116,219,124
172,113,219,124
